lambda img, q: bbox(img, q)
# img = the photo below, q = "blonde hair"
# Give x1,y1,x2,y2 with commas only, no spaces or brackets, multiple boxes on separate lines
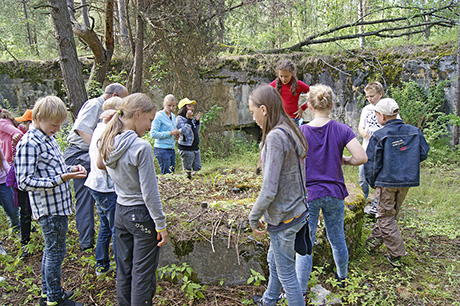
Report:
249,84,307,162
163,94,176,105
102,97,123,111
32,96,67,123
309,84,334,111
364,81,384,94
99,93,156,161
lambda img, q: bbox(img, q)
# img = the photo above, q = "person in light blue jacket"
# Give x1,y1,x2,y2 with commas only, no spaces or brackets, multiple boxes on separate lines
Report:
150,94,181,174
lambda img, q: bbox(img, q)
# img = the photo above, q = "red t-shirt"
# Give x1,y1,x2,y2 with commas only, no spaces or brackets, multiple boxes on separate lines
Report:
270,80,310,118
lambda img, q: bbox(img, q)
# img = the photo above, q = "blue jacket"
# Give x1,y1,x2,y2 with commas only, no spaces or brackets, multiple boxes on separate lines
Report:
364,119,429,189
150,111,176,149
176,115,200,147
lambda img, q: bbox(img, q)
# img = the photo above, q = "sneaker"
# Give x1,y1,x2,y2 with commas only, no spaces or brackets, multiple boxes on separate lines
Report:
369,199,378,215
95,265,114,276
20,245,30,259
387,255,402,267
334,272,347,288
40,291,75,306
251,295,264,306
0,244,6,256
0,276,5,282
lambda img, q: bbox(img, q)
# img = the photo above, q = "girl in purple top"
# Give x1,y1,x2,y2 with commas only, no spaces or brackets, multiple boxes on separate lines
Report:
295,84,367,293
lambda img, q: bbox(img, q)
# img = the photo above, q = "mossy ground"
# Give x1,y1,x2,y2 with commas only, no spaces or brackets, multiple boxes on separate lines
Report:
0,165,459,305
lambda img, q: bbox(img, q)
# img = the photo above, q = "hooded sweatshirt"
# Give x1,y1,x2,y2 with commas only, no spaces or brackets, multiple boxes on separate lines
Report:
105,130,166,231
249,121,307,229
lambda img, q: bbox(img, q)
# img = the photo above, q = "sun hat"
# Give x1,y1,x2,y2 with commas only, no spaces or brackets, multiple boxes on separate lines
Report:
178,98,196,110
374,98,399,116
15,109,33,122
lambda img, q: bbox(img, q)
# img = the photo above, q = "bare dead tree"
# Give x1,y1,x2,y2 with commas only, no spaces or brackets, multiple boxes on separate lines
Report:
254,3,457,54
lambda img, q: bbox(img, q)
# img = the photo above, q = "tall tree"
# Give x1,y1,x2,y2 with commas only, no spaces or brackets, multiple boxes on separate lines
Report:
131,0,144,93
48,0,87,117
117,0,130,48
66,0,115,86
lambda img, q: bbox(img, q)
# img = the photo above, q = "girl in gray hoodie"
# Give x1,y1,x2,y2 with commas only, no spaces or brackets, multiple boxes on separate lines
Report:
248,85,308,306
98,93,168,306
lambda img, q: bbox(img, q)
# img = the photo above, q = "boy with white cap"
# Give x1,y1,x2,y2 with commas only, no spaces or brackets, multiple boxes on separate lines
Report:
364,98,430,267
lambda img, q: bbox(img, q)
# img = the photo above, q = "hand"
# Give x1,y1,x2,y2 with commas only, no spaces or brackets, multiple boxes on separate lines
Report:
251,220,266,237
294,108,304,119
157,229,168,247
195,112,202,121
12,133,23,143
169,129,181,136
186,110,193,119
100,109,117,123
364,133,371,141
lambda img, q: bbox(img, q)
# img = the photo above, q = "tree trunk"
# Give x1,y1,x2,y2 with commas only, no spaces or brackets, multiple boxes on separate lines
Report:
117,0,130,48
131,0,144,93
81,0,90,27
358,0,365,47
48,0,88,118
454,11,460,146
66,0,114,85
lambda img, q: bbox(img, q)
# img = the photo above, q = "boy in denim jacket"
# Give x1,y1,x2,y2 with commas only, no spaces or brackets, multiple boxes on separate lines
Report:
364,98,429,267
15,96,87,306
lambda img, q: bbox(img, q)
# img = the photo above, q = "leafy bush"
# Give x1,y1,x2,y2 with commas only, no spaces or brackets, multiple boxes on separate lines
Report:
388,80,450,142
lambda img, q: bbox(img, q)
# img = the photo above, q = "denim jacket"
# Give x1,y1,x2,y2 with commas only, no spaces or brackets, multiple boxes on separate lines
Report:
364,119,429,189
176,115,200,147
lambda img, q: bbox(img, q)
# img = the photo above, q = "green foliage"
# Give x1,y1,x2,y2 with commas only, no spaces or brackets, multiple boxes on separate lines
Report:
157,263,207,301
389,80,450,142
87,80,104,99
200,105,223,131
247,268,266,286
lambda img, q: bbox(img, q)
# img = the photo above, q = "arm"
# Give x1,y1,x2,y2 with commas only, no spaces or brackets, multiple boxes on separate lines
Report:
363,136,382,189
248,133,284,231
150,115,179,139
343,137,368,165
176,116,193,137
138,142,167,234
0,121,24,139
75,130,92,146
419,130,430,162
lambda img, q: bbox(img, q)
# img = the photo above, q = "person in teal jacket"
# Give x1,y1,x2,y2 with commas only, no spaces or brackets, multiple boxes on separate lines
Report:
150,94,181,174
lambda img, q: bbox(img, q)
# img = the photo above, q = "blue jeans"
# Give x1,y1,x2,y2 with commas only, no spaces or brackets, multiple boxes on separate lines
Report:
178,149,202,172
358,164,369,199
89,189,117,270
262,220,305,306
38,215,68,303
115,204,160,306
64,145,95,250
154,147,175,174
296,196,348,293
0,183,19,229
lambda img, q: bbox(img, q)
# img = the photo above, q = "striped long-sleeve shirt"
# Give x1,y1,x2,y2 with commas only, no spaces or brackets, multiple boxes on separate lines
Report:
15,125,73,219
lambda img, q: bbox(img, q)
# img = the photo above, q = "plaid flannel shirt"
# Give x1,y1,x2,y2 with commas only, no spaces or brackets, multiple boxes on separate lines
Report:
14,126,73,219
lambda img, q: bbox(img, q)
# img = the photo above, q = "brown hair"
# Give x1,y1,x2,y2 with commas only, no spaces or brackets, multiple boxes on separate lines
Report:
0,109,19,128
308,84,334,111
249,84,307,162
99,93,156,161
275,60,299,96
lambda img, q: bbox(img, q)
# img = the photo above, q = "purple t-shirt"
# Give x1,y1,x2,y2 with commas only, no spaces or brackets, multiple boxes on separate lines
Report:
300,120,356,202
